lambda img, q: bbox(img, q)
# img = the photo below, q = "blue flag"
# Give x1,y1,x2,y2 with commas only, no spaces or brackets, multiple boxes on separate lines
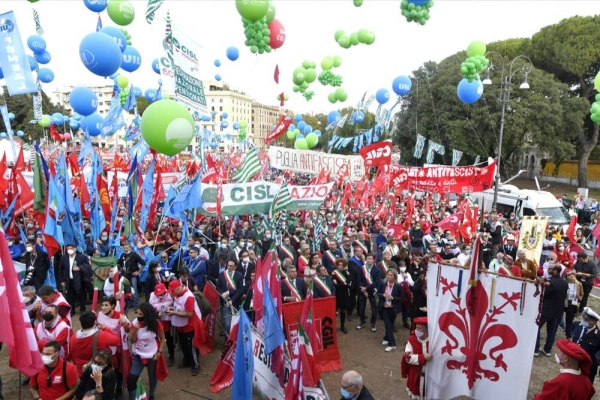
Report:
125,116,141,141
169,177,202,220
232,310,254,400
0,12,37,95
162,185,179,220
139,158,155,232
263,281,285,355
79,131,94,165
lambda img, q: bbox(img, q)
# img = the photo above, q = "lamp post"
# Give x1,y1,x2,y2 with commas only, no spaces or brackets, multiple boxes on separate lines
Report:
482,52,533,212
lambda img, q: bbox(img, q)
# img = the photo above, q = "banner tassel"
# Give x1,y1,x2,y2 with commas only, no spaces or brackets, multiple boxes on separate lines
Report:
456,269,463,299
488,278,496,313
520,282,526,316
436,263,442,296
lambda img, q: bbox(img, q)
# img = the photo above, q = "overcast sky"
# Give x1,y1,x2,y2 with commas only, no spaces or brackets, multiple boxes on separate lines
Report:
2,0,599,115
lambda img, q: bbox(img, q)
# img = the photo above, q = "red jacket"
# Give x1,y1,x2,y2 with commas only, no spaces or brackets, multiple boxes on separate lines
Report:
534,370,595,400
69,328,120,376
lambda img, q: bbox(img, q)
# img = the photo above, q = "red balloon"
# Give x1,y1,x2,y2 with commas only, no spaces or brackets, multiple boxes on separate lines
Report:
63,133,71,140
268,19,286,50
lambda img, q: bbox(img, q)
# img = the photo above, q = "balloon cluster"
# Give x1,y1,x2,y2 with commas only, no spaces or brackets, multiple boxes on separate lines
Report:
328,88,348,104
400,0,434,25
117,76,130,107
303,91,315,101
238,120,248,140
460,41,489,82
334,29,375,49
242,17,272,54
286,114,321,150
292,61,317,95
590,96,600,124
24,35,54,84
318,56,343,87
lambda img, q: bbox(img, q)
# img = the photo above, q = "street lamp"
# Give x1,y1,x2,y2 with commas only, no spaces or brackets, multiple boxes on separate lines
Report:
482,52,533,213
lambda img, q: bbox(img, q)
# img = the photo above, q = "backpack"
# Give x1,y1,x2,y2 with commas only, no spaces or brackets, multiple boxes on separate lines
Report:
192,290,212,317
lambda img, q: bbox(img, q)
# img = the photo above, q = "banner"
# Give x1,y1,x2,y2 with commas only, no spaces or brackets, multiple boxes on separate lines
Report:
359,140,392,167
265,116,292,145
425,263,541,399
389,160,496,194
198,181,333,216
268,146,365,181
282,297,342,373
0,12,37,95
91,256,116,289
159,27,207,114
517,216,549,264
199,282,220,355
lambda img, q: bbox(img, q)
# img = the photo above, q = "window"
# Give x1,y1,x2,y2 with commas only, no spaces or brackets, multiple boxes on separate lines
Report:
219,106,223,112
220,99,223,103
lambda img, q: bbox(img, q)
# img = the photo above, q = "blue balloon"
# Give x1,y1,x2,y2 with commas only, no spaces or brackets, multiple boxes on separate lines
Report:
226,46,239,61
294,114,303,123
408,0,429,5
296,133,304,139
69,87,98,117
221,112,228,119
70,120,80,129
314,129,322,137
38,68,54,84
121,46,141,73
72,113,82,121
0,67,3,79
100,26,128,53
27,35,46,54
132,86,142,98
297,121,306,131
7,113,15,121
233,122,240,130
392,75,412,96
353,111,365,123
80,113,104,137
51,113,63,125
152,58,160,74
145,89,157,102
201,114,212,122
303,125,312,134
327,110,341,124
79,32,122,77
289,124,295,131
16,130,24,137
221,121,229,128
376,88,390,104
36,50,51,65
83,0,108,12
215,74,222,81
28,55,38,71
214,59,221,67
0,132,6,139
457,78,483,105
155,91,163,101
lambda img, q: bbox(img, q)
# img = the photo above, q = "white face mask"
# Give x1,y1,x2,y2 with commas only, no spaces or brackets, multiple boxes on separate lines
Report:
7,241,13,246
415,329,425,339
221,243,228,249
156,267,162,272
558,247,564,251
41,354,55,365
265,234,271,239
554,353,562,364
243,257,249,263
91,364,105,373
465,250,471,255
26,246,33,252
400,267,407,273
67,249,75,255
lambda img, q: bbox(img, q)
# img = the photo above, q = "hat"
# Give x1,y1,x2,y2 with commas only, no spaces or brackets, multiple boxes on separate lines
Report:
557,339,593,376
582,307,600,321
168,280,182,293
506,234,515,241
413,316,428,326
577,252,588,259
154,283,167,296
189,246,199,253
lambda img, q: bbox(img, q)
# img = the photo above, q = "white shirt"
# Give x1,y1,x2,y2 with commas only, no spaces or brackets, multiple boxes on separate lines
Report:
69,255,76,279
457,253,470,266
397,271,414,286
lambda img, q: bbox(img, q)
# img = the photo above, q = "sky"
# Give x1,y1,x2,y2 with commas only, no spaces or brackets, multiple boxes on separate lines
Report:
1,0,599,116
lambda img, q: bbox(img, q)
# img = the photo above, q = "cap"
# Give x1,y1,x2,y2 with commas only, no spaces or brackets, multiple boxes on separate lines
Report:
189,246,199,253
154,283,167,296
413,316,428,326
168,280,182,293
582,307,600,321
557,339,593,376
506,234,515,241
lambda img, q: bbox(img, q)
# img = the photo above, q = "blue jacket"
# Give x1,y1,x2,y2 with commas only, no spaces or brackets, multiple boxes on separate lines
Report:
358,263,381,295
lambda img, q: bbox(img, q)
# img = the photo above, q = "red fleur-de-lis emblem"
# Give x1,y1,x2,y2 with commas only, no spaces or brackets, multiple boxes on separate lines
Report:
438,278,520,389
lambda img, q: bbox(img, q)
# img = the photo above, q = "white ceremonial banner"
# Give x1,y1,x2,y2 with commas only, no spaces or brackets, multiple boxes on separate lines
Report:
426,263,541,399
268,146,365,181
517,216,549,264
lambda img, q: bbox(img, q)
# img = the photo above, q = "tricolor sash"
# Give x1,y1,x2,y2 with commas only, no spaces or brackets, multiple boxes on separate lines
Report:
332,270,348,286
325,250,337,265
280,245,295,260
324,238,332,248
284,278,302,300
299,255,308,266
354,240,368,254
362,264,374,285
499,265,514,277
381,260,390,273
223,271,236,290
314,276,332,296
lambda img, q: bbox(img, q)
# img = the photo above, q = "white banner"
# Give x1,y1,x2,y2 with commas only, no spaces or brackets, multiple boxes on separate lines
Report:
517,216,549,264
268,146,365,181
425,263,540,399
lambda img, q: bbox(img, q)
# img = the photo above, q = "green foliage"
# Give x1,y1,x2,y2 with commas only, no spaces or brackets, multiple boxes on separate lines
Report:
136,96,151,116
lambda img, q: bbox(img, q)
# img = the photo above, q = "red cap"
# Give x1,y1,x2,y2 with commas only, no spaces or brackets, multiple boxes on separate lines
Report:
557,339,592,376
413,316,428,326
154,283,167,296
168,280,182,293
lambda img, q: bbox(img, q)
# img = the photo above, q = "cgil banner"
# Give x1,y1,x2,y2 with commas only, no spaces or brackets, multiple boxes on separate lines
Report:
282,297,342,373
425,263,541,399
0,12,37,96
389,160,496,194
198,181,334,216
268,146,365,181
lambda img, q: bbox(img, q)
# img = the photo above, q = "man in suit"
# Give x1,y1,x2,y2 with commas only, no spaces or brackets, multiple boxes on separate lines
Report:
357,253,381,332
117,242,145,308
353,231,371,255
313,265,335,299
278,236,296,263
216,260,243,336
186,246,208,291
322,240,343,274
23,239,51,291
535,264,568,357
499,234,518,260
571,307,600,383
59,243,92,315
236,249,255,285
281,265,306,302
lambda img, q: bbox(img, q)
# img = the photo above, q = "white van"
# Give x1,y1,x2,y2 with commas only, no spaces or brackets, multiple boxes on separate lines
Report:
469,184,572,229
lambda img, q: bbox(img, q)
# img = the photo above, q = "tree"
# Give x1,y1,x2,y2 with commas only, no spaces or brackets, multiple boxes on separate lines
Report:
393,39,587,180
136,96,151,116
530,15,600,187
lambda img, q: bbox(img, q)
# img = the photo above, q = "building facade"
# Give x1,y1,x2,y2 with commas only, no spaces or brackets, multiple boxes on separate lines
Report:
251,102,280,149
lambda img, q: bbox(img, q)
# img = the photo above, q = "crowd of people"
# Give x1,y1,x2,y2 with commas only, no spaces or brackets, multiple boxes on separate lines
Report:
4,186,600,399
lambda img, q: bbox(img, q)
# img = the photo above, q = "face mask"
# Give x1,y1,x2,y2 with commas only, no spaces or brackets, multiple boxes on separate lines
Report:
7,241,13,246
156,267,162,272
41,354,55,365
558,247,564,251
67,249,75,256
414,227,420,231
42,313,55,322
400,267,407,273
27,235,34,240
580,321,591,328
340,388,355,399
124,250,130,254
27,224,33,229
221,243,227,249
91,364,105,374
101,236,108,240
265,234,271,239
554,353,562,364
26,246,33,252
415,330,425,339
243,257,249,263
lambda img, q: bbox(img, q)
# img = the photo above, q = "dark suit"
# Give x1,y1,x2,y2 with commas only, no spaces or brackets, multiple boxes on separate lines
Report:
313,276,335,299
358,264,381,326
572,323,600,382
281,276,306,302
236,261,256,285
241,281,255,322
321,249,343,274
23,249,50,290
378,280,403,347
59,252,92,312
535,274,568,354
217,269,244,336
499,243,517,260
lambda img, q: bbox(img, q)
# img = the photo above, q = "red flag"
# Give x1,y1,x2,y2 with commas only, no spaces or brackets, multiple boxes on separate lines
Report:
300,282,321,384
202,153,218,183
279,92,285,107
79,174,91,219
387,224,407,241
67,152,81,176
565,215,577,244
274,64,280,84
209,316,240,392
434,212,463,237
0,229,43,376
10,169,34,217
264,115,292,145
13,146,25,173
97,174,112,224
216,161,223,217
359,140,392,167
49,124,62,142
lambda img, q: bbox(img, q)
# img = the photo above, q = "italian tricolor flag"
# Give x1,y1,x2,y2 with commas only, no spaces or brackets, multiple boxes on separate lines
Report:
135,380,147,400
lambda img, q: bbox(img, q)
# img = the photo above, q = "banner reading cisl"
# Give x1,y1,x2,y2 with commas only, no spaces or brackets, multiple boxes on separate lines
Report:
268,146,365,181
198,181,333,216
0,12,37,96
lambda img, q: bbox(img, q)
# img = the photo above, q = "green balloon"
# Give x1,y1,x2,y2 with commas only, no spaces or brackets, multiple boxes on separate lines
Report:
286,130,296,140
265,3,276,24
236,0,270,21
334,30,345,42
240,121,248,129
595,72,600,90
305,132,319,148
338,35,351,49
350,32,360,46
335,88,348,102
328,93,337,103
592,112,600,124
333,56,342,68
321,56,334,71
38,115,51,128
296,138,308,150
107,0,135,26
363,31,376,45
595,93,600,102
116,75,129,89
354,0,363,6
293,129,300,136
141,99,195,157
357,29,368,43
250,45,258,54
302,61,312,69
467,40,486,57
305,69,317,83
